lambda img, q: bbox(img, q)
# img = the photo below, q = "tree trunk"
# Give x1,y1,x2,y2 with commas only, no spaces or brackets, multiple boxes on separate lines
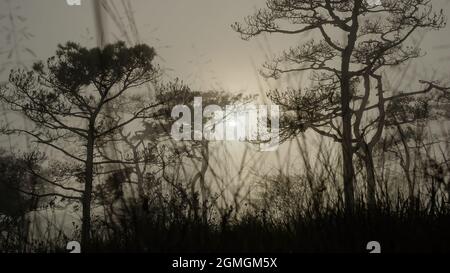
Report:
340,55,355,214
81,125,95,252
399,125,415,207
340,77,355,214
339,0,362,215
189,141,210,224
199,141,209,225
362,145,376,210
131,143,146,210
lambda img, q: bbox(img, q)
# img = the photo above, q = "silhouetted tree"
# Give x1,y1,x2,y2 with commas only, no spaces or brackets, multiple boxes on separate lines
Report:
0,150,47,251
154,80,248,224
0,150,42,217
0,41,161,250
382,90,450,207
233,0,446,212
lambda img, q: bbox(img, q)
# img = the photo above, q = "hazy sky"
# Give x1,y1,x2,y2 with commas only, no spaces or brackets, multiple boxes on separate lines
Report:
1,0,288,93
1,0,450,167
2,0,450,92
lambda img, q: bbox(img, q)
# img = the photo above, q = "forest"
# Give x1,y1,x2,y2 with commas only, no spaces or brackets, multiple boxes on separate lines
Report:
0,0,450,253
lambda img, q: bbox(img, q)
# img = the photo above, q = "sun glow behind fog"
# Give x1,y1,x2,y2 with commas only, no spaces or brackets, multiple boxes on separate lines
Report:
172,97,279,151
222,107,251,142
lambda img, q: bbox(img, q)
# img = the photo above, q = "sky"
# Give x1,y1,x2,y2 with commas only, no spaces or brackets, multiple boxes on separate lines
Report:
1,0,450,165
2,0,450,91
1,0,290,93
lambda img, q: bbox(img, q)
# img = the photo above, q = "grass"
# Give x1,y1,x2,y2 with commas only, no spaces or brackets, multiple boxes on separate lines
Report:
77,200,450,253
